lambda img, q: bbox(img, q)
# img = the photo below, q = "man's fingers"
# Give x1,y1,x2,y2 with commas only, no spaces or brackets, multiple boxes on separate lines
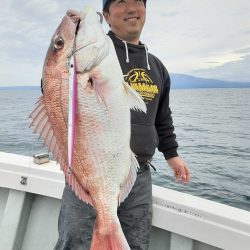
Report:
184,165,190,182
169,159,190,184
174,170,182,182
179,165,189,183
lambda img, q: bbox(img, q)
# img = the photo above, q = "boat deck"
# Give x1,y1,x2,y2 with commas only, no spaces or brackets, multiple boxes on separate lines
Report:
0,152,249,250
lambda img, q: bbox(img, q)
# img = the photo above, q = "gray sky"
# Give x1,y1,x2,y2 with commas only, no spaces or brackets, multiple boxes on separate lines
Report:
0,0,250,87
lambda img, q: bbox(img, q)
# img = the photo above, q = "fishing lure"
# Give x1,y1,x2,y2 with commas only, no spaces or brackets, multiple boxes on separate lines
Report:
67,55,77,175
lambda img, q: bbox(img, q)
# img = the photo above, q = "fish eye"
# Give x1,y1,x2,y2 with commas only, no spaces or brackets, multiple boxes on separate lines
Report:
54,37,64,50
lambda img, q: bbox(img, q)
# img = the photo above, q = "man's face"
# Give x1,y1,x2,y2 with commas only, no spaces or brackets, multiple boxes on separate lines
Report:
103,0,146,44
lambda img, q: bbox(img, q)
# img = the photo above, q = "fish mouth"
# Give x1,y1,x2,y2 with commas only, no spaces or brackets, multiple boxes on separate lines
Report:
75,19,81,36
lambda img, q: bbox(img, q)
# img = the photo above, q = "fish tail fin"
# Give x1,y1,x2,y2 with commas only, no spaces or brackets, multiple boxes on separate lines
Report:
90,219,130,250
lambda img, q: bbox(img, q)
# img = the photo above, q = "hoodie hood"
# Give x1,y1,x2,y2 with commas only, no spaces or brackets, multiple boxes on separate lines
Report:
108,30,151,70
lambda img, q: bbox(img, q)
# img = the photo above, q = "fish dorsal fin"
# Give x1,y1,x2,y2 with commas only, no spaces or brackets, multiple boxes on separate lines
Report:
118,153,139,205
29,96,61,159
29,96,94,206
123,81,147,113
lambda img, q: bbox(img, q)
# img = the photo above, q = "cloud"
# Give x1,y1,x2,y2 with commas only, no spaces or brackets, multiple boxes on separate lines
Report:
184,44,250,81
234,47,250,54
0,0,101,86
0,0,250,86
190,53,250,82
143,0,250,72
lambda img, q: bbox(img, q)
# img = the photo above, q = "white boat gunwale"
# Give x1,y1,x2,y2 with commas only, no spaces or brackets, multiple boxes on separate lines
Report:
0,152,249,250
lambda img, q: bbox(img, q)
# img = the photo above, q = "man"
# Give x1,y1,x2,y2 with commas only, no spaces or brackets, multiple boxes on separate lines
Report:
55,0,189,249
102,0,190,247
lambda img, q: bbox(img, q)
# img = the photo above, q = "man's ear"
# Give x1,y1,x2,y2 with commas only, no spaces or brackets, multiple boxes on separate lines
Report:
102,11,110,25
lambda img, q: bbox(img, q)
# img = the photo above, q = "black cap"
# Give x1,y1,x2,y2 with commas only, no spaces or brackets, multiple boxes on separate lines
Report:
103,0,147,11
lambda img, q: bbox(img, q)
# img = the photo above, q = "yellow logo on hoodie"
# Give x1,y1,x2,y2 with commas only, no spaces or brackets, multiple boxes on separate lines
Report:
124,68,158,102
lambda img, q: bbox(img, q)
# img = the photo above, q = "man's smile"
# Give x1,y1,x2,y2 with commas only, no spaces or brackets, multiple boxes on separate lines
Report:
124,17,139,22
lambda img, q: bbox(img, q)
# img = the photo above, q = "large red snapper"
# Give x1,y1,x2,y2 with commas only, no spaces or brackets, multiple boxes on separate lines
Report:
30,6,146,250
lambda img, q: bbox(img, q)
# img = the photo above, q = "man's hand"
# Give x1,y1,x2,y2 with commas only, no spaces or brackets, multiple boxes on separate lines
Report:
167,156,190,184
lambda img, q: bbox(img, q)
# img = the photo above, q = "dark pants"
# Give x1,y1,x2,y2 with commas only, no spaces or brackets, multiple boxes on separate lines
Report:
54,165,153,250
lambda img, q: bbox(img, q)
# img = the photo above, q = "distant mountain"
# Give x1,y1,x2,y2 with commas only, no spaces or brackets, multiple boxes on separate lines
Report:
1,74,250,90
0,86,39,90
170,74,250,89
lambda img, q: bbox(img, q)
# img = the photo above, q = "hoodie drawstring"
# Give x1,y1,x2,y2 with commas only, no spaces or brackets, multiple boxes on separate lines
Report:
144,44,151,70
122,40,130,63
122,40,151,70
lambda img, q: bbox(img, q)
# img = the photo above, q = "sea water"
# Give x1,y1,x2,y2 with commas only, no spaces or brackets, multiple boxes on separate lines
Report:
0,87,249,211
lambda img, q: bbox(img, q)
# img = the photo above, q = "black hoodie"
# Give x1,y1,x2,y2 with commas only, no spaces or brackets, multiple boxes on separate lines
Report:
108,31,178,163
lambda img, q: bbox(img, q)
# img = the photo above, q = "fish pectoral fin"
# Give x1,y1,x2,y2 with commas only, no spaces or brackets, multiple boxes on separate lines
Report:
123,80,147,113
92,77,110,109
118,153,139,205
